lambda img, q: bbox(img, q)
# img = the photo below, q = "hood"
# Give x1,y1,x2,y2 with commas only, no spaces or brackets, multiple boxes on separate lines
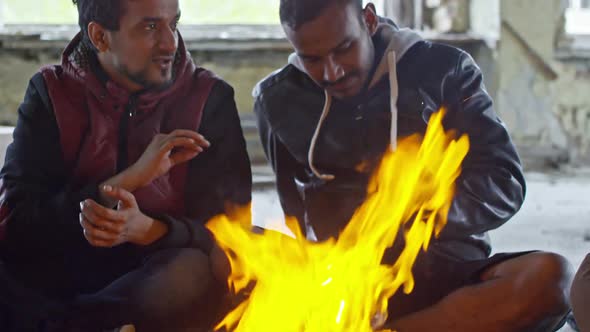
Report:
288,20,423,181
59,32,196,111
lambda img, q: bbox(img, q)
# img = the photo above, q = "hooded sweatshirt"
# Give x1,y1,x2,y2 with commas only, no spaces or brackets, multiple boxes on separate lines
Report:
288,22,423,181
254,18,525,261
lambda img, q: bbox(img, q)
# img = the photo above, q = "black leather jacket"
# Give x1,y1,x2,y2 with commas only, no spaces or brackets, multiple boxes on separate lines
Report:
254,31,525,261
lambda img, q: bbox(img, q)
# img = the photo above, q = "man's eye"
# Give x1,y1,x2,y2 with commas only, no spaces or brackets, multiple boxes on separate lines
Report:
146,23,157,30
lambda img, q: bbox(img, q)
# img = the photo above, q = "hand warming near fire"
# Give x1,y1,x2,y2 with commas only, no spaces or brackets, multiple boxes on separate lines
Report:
79,130,211,248
80,186,167,248
95,129,211,209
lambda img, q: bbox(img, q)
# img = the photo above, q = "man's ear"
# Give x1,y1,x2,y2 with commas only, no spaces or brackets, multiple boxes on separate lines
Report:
87,22,110,52
363,3,379,36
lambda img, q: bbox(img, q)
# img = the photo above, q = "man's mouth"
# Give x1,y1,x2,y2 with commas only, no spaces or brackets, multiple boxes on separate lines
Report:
153,56,174,70
325,75,358,95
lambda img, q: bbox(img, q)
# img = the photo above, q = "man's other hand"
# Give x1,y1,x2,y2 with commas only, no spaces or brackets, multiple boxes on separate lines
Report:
129,129,210,187
79,186,167,247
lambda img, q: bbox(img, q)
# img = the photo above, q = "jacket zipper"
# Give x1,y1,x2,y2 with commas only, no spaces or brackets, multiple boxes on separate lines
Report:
117,95,137,173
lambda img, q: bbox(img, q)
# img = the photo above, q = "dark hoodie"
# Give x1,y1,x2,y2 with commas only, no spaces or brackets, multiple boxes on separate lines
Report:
0,33,251,284
254,19,526,262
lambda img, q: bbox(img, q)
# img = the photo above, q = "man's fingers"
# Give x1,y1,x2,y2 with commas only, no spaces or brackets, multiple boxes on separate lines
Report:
168,129,210,146
100,186,138,209
162,137,209,154
80,214,120,245
81,199,125,223
170,149,200,166
79,212,123,234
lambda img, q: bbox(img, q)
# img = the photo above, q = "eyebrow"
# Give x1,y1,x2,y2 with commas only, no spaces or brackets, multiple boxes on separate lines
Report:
298,37,352,59
141,11,181,22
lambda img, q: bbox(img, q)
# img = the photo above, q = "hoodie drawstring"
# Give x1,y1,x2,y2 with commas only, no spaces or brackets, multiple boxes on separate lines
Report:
308,90,335,181
307,50,400,182
387,51,399,152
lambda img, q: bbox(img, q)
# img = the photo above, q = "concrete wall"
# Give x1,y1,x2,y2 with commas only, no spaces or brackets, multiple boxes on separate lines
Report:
5,0,590,169
0,47,290,122
0,32,495,166
193,49,290,115
0,42,292,164
497,0,590,166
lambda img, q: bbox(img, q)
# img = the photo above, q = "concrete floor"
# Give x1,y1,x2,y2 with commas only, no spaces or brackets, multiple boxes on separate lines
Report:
252,169,590,332
489,170,590,272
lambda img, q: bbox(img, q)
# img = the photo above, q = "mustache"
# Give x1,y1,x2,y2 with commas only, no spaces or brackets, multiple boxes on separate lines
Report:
320,72,358,89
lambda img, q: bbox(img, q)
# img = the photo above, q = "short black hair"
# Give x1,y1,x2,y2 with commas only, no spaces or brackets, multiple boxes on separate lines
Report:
280,0,363,30
72,0,125,50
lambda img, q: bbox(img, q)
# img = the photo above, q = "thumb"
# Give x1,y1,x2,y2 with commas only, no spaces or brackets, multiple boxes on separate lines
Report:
102,185,138,209
170,148,200,166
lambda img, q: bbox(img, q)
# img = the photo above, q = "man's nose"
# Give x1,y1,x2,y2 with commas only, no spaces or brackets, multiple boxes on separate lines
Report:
323,56,345,83
159,26,178,53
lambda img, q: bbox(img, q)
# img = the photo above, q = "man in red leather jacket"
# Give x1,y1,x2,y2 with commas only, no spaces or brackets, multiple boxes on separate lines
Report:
0,0,250,330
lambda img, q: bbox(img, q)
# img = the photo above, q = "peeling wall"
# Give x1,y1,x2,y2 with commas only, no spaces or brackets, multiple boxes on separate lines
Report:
7,0,590,168
553,60,590,163
498,0,590,166
0,48,289,123
0,50,59,125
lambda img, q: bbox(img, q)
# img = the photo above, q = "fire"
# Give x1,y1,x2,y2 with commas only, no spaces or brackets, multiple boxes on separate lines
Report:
206,110,469,332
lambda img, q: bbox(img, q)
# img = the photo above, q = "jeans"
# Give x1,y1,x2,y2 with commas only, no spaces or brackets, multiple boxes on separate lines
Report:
1,248,227,332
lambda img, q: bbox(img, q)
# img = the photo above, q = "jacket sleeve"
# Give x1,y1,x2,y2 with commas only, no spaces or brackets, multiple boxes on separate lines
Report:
155,81,253,254
439,52,526,240
254,95,306,229
0,73,102,260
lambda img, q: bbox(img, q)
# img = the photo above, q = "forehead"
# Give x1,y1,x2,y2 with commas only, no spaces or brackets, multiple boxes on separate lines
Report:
285,2,363,56
122,0,179,21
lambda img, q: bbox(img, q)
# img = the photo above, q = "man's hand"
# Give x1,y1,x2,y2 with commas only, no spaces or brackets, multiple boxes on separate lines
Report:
80,186,167,247
97,130,209,208
130,129,210,186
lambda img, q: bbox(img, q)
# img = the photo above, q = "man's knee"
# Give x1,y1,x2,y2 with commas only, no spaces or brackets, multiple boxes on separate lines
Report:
153,247,212,295
511,252,573,322
135,248,214,316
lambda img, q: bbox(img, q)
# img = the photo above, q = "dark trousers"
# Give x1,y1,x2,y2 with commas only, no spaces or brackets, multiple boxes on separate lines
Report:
0,248,227,332
572,254,590,332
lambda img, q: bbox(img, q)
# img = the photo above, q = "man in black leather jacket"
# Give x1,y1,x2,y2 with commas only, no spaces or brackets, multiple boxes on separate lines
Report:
254,0,573,331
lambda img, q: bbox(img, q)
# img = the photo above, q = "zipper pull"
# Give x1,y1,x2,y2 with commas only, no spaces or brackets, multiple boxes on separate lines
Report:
126,96,138,118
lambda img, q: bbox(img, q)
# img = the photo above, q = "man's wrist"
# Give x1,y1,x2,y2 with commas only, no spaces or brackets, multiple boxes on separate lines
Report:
114,164,144,191
135,216,168,246
98,165,144,207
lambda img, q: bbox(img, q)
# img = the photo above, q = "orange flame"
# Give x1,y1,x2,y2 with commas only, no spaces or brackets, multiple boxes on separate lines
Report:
207,110,469,332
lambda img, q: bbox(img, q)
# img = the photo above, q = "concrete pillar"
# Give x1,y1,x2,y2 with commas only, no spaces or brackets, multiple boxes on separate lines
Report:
496,0,571,167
